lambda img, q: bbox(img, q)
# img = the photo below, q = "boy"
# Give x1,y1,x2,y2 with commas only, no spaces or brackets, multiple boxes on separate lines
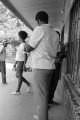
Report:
11,30,31,95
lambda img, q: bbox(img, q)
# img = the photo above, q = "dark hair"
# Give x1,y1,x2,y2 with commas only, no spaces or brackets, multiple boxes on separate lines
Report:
35,11,48,24
18,31,28,40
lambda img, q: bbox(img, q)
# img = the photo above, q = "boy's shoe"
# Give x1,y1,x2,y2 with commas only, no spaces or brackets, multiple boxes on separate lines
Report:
33,115,39,120
26,84,32,92
10,91,21,95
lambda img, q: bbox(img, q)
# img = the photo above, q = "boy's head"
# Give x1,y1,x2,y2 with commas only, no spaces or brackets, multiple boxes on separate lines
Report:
18,31,28,42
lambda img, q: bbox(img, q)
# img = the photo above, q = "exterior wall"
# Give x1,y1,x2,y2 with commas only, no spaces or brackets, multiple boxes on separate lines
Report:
62,0,80,120
63,0,75,44
64,0,75,24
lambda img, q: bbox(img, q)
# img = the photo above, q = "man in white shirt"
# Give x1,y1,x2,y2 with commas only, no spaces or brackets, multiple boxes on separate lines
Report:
0,40,8,85
26,11,59,120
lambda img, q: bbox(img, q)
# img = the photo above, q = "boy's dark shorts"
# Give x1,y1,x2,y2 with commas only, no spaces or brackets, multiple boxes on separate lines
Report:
16,61,24,78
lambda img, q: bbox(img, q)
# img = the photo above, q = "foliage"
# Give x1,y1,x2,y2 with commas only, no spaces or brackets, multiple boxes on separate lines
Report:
0,2,23,30
0,2,32,60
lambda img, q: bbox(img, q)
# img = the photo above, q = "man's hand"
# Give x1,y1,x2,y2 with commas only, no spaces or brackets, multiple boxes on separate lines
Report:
3,43,8,48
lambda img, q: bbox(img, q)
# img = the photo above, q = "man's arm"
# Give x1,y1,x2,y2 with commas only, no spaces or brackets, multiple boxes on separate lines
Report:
26,43,34,53
26,26,43,52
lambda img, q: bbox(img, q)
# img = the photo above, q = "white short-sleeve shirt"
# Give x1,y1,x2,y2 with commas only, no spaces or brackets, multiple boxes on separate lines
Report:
28,24,59,69
15,43,26,61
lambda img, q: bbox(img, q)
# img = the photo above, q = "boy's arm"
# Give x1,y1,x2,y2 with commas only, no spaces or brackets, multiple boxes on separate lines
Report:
12,61,17,71
24,52,27,64
23,52,27,72
13,61,17,67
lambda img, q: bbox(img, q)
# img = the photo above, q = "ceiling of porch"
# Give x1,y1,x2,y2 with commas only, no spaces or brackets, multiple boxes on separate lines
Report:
1,0,65,31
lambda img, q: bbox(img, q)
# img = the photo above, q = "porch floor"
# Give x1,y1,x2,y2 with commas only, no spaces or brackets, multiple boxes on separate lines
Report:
0,63,66,120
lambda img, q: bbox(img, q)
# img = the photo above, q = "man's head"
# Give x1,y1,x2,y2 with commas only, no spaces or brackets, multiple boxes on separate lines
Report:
35,11,48,25
18,30,28,42
2,40,8,47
